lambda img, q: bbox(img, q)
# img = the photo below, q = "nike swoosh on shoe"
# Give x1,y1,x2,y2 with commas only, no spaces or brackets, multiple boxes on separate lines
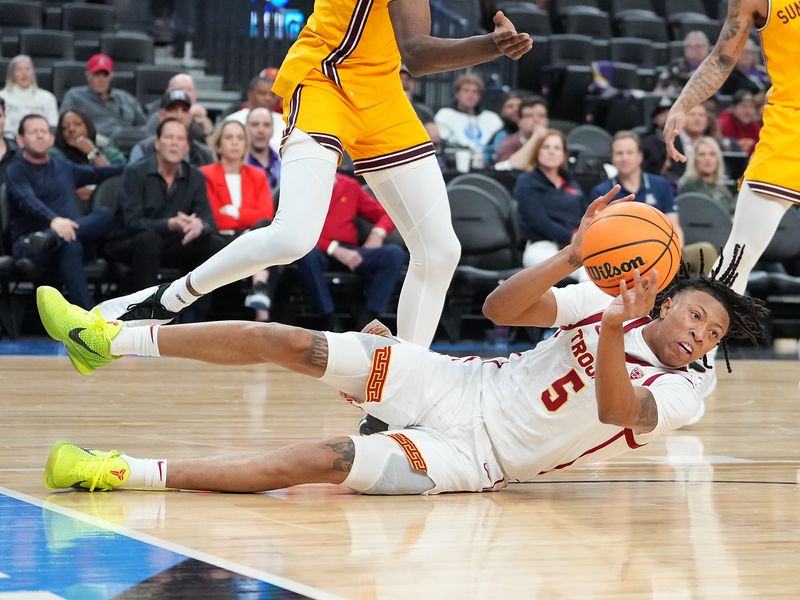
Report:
68,328,104,357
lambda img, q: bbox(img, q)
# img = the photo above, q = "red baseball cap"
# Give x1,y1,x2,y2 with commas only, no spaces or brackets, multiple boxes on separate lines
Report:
87,54,114,74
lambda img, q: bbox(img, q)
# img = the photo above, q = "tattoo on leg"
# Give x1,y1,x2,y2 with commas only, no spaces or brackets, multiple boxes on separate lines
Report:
326,439,355,472
306,331,329,369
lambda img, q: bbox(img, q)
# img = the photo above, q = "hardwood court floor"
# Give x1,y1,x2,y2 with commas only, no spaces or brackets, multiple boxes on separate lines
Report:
1,356,799,599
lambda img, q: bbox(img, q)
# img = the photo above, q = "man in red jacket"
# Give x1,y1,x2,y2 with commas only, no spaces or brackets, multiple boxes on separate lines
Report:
296,173,407,331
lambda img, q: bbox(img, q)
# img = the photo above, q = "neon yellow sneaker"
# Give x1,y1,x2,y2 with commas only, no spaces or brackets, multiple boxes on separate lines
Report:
36,286,123,375
45,441,130,491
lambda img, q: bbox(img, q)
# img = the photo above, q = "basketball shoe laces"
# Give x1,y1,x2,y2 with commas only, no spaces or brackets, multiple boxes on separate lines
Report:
76,449,122,491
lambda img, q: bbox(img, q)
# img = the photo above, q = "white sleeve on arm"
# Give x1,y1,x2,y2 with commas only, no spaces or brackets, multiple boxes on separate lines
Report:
632,373,699,443
551,281,614,327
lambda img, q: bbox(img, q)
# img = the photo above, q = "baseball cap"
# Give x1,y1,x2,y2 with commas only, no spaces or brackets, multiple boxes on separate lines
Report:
87,54,113,74
160,89,192,109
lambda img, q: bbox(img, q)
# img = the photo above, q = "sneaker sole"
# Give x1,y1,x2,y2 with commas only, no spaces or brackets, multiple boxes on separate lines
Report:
37,287,99,376
44,440,72,489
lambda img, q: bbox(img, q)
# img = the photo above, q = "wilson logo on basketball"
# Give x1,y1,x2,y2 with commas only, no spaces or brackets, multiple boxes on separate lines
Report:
585,256,645,282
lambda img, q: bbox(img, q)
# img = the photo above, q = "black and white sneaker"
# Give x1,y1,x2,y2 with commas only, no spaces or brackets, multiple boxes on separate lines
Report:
358,414,390,436
95,283,179,327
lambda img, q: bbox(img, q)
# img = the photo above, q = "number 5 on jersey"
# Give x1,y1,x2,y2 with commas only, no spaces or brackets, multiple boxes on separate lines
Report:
541,369,585,411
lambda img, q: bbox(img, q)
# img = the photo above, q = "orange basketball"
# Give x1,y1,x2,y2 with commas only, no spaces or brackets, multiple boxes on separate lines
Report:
581,201,681,295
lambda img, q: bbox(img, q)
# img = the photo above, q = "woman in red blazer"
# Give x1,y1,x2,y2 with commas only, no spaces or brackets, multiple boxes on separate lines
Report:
201,120,277,321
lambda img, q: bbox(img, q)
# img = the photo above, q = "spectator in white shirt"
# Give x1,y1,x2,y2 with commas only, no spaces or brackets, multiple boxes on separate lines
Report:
0,55,58,136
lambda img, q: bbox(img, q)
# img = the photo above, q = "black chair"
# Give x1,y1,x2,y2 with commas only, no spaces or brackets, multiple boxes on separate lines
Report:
663,0,708,17
611,0,657,18
675,192,732,250
34,65,52,93
721,151,748,181
609,37,657,68
547,34,595,67
441,184,523,341
616,13,669,43
567,124,613,159
110,125,147,159
448,173,515,218
110,70,135,96
0,183,18,340
100,32,154,72
670,15,721,42
134,65,182,106
19,29,74,67
501,4,552,36
62,3,115,40
51,61,87,103
562,9,612,38
0,1,42,28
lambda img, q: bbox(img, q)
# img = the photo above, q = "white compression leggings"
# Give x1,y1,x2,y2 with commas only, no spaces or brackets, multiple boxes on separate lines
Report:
715,181,793,295
185,129,459,347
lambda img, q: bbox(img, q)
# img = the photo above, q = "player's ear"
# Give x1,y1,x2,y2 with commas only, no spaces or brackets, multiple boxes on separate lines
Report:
659,297,673,319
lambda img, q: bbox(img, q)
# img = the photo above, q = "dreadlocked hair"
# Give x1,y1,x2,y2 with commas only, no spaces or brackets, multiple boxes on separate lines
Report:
649,244,770,373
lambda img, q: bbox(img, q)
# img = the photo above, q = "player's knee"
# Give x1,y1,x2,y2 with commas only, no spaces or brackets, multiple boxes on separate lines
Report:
410,230,460,275
342,435,435,495
246,322,310,361
249,223,318,263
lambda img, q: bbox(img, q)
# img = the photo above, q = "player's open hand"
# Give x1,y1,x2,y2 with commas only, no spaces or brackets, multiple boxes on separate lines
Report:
491,11,533,60
663,107,688,163
604,268,659,327
568,185,634,266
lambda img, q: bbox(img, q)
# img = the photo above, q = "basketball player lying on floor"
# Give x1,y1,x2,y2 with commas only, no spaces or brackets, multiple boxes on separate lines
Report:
39,186,767,496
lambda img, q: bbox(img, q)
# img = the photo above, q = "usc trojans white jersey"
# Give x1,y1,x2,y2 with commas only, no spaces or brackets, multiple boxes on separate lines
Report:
479,282,699,482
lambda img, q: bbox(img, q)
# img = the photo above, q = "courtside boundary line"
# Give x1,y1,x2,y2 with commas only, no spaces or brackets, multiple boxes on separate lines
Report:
0,486,345,600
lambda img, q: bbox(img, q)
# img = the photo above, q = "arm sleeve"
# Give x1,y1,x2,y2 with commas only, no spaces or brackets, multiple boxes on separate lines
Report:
71,163,125,188
5,164,59,225
551,281,614,326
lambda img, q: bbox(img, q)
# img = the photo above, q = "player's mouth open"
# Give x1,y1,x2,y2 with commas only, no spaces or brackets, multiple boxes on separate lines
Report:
677,342,693,355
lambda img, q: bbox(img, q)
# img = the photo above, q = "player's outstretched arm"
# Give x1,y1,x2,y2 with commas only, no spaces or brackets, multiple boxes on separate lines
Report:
664,0,758,162
389,0,532,76
483,186,631,327
595,269,660,434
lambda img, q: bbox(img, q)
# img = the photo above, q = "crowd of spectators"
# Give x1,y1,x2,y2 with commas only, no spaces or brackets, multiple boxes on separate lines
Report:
0,19,777,333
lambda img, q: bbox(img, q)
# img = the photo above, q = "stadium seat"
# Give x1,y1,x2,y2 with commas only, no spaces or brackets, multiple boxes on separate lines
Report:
0,59,9,84
562,9,612,39
609,37,657,68
135,65,182,106
100,32,154,72
35,66,52,92
500,4,552,36
670,14,721,42
110,70,135,96
19,29,74,67
611,0,657,19
676,192,732,250
448,173,517,231
51,61,87,102
441,184,523,341
567,124,613,158
0,1,43,34
616,13,669,43
62,3,115,41
664,0,709,18
109,125,147,158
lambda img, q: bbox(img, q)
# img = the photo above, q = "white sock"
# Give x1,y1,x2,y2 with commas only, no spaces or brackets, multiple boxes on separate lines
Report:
363,156,460,347
162,276,199,313
119,455,168,489
110,325,161,357
156,129,337,311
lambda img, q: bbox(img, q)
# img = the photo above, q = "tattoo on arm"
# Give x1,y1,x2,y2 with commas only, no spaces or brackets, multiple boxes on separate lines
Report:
675,0,752,107
568,253,583,268
326,438,355,472
305,331,329,369
636,388,659,433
